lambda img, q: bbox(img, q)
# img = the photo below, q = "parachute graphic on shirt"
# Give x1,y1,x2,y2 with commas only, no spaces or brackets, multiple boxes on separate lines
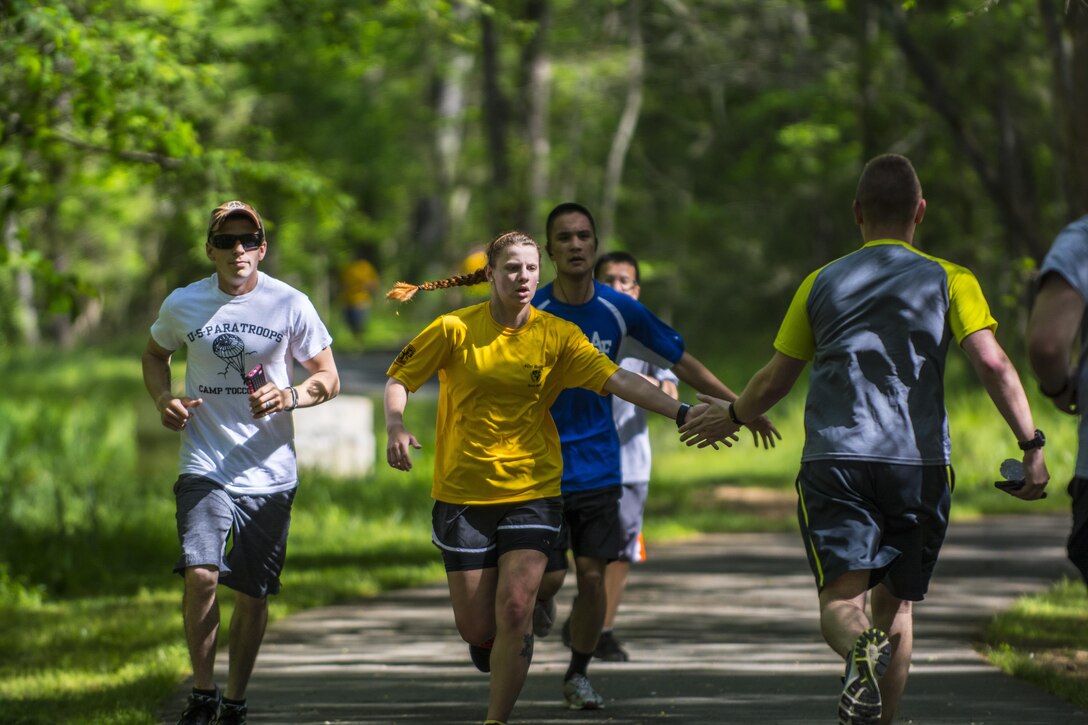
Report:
211,333,253,382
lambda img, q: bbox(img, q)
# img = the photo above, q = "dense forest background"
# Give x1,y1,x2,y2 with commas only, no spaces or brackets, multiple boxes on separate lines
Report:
3,0,1087,351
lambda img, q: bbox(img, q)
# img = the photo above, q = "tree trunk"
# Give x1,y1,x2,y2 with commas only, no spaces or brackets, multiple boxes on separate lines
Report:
481,10,512,223
1038,0,1081,220
600,0,644,244
1069,0,1088,216
521,0,551,232
3,210,40,346
857,0,880,162
435,2,474,261
880,0,1042,257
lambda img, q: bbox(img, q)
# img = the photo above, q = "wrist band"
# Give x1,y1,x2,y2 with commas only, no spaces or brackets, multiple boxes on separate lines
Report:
287,386,299,411
675,402,692,429
728,402,747,426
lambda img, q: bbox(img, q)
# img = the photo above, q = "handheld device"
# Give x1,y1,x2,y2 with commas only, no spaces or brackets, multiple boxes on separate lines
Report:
244,363,267,393
994,458,1047,498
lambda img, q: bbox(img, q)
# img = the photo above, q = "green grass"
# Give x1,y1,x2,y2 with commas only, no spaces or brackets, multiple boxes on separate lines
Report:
0,341,1081,723
981,578,1088,710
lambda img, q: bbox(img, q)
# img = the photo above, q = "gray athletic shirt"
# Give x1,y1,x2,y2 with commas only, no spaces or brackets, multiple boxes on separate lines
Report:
1039,215,1088,478
774,240,997,465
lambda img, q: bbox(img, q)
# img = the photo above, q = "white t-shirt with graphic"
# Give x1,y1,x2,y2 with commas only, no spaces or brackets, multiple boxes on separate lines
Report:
612,357,679,485
150,273,332,495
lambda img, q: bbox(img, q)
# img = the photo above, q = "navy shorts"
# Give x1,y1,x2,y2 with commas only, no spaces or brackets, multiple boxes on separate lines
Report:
795,461,952,601
553,485,624,565
174,474,296,599
431,497,563,572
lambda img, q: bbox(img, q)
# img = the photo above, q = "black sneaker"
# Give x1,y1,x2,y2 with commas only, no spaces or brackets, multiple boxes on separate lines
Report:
217,699,247,725
469,639,494,673
593,631,630,662
838,627,891,725
177,688,221,725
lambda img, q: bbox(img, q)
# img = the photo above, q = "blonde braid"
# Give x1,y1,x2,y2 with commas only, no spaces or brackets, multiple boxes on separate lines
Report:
386,268,488,302
385,230,539,302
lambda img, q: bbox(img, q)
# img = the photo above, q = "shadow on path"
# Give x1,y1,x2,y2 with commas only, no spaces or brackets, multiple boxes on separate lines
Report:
164,513,1085,724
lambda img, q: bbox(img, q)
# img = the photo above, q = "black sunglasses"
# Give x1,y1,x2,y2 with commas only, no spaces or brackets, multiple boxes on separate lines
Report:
209,232,264,250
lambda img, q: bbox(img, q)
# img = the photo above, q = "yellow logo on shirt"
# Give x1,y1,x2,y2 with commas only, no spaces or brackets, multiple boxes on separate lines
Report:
527,364,543,387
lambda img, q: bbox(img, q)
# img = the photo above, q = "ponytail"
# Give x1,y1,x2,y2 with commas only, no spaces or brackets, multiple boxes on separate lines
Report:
386,230,539,302
386,269,488,302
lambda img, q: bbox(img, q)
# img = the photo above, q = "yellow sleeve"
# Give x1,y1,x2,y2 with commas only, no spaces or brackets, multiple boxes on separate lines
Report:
773,269,819,361
942,261,998,343
385,316,458,392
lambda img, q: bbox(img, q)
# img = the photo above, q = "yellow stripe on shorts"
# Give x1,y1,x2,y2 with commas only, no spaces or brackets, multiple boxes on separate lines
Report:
796,478,825,588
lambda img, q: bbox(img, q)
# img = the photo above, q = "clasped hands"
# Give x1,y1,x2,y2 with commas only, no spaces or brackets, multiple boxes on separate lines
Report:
679,395,781,450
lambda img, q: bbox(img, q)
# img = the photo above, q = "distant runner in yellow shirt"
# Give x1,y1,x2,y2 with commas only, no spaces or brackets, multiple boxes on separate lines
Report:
340,249,380,337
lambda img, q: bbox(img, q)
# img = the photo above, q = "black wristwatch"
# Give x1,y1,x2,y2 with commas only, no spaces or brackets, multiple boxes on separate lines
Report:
728,402,747,426
675,402,692,429
1018,428,1046,451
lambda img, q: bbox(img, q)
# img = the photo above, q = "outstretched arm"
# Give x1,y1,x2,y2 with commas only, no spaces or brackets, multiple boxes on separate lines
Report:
1028,273,1082,414
672,352,782,448
603,368,738,449
680,352,806,449
961,329,1049,500
384,377,422,470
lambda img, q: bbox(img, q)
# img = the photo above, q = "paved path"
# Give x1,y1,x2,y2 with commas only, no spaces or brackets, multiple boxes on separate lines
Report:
164,512,1086,723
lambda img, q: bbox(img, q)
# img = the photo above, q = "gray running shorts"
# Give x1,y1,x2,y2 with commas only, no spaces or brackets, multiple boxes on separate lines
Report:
173,474,296,598
795,461,952,601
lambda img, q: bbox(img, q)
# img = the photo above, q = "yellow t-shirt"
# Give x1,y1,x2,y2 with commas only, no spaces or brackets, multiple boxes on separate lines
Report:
387,302,619,504
341,258,379,307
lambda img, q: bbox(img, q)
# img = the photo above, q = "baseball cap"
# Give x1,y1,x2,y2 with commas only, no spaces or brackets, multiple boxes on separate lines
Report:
207,200,264,240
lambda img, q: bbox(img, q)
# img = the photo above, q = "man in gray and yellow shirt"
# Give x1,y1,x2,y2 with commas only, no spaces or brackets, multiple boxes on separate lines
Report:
681,154,1049,725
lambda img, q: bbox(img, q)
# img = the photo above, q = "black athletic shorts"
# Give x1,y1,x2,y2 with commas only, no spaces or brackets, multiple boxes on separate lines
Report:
546,485,624,567
431,496,563,572
795,460,953,601
1068,477,1088,586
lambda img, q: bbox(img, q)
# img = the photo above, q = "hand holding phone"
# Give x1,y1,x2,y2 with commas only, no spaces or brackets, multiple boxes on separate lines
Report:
244,363,267,393
994,458,1047,499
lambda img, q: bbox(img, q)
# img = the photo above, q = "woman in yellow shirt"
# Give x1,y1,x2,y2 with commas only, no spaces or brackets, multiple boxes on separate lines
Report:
384,230,717,725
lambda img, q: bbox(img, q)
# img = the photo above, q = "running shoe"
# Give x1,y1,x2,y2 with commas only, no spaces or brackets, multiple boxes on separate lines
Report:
594,630,630,662
838,627,891,725
533,597,557,638
469,639,494,673
217,699,248,725
176,688,221,725
563,673,605,710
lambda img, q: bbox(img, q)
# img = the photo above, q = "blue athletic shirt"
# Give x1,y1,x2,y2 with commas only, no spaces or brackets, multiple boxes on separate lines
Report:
533,281,685,492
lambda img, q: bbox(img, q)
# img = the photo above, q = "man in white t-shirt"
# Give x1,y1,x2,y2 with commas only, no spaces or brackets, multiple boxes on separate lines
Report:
591,251,678,662
142,200,340,725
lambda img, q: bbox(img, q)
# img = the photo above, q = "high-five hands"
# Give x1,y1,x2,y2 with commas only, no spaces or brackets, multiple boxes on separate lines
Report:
679,394,780,450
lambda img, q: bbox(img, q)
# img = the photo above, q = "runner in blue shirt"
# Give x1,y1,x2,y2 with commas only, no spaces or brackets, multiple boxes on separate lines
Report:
531,202,780,710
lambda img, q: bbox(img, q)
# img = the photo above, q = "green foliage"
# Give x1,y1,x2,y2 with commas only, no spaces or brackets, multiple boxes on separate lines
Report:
983,578,1088,710
1,0,1083,349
